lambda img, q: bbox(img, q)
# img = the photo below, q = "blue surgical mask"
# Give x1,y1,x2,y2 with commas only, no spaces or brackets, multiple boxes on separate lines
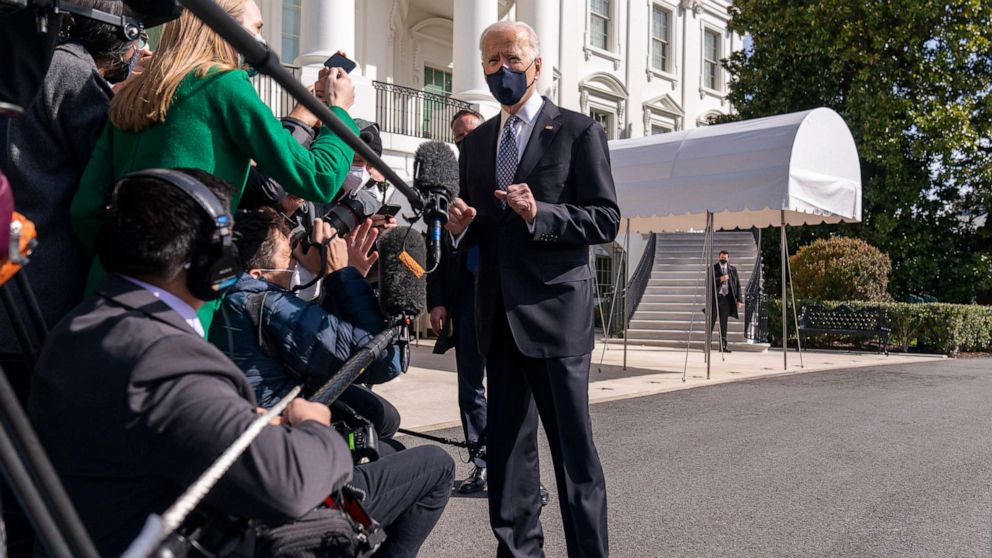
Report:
485,59,535,106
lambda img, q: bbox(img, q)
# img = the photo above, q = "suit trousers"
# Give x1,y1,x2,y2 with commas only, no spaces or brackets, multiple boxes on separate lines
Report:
349,445,454,558
486,298,608,558
711,294,733,348
455,269,487,468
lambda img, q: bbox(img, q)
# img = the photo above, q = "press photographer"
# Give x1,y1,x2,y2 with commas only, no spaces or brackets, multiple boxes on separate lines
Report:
28,168,452,557
212,207,406,453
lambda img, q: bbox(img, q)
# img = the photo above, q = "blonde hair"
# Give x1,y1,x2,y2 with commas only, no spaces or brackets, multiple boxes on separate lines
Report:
109,0,248,132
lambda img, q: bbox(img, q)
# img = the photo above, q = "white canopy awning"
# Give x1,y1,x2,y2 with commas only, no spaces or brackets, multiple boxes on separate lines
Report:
608,108,862,232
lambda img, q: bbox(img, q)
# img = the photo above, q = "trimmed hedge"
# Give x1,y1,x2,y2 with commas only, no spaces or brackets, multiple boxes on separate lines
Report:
768,299,992,355
790,237,892,302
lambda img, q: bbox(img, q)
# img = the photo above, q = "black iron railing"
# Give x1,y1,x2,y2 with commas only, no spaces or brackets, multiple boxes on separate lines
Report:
251,64,302,118
744,228,768,342
624,233,657,325
373,81,471,144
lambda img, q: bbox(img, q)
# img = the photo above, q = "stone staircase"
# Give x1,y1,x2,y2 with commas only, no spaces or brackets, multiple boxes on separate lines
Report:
626,231,769,352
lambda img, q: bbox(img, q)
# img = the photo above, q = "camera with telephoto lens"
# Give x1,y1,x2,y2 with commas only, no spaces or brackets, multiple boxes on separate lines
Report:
286,188,382,248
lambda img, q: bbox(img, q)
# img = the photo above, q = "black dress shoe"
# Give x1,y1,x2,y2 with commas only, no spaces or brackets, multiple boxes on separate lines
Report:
539,484,550,507
459,466,487,494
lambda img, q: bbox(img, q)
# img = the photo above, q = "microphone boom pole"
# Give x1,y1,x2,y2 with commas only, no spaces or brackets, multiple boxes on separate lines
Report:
309,324,405,407
179,0,425,212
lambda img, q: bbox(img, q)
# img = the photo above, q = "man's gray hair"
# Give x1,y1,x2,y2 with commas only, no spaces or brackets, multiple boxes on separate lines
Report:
479,21,541,61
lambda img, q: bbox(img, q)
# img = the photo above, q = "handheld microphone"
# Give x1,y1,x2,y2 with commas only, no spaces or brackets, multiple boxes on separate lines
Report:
412,141,459,273
377,226,426,319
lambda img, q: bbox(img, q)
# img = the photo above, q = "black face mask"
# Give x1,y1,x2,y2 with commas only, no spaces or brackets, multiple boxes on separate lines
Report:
105,48,140,84
485,58,536,106
719,259,728,264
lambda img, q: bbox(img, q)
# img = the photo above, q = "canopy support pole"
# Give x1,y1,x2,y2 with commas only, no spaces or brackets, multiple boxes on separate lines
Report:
781,211,788,370
787,247,805,368
705,211,714,380
622,218,630,370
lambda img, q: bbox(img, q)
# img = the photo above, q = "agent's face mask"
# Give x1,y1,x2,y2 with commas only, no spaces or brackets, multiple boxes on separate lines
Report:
342,165,370,192
485,58,536,106
720,258,728,264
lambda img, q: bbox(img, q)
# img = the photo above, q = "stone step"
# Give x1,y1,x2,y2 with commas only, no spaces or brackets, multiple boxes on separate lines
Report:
654,252,757,262
630,319,745,332
629,310,705,321
622,339,771,352
626,329,747,341
655,232,755,238
656,242,756,249
635,302,708,312
648,273,751,287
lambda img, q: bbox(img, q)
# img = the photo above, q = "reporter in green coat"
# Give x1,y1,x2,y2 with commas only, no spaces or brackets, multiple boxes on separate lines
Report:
72,0,359,333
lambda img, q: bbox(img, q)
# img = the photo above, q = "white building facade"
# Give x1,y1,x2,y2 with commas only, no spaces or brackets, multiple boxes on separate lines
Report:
254,0,740,179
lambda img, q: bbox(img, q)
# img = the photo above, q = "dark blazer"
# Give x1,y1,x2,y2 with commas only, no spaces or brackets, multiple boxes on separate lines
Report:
28,275,352,556
713,262,742,318
458,98,620,358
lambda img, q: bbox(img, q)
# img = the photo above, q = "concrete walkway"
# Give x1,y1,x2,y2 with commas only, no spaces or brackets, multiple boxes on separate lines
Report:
376,341,945,432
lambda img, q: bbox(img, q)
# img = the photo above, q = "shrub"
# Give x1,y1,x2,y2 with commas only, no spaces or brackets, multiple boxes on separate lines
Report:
790,237,891,302
768,299,992,355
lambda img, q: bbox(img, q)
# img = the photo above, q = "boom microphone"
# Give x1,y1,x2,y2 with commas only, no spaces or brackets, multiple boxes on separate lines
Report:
412,141,459,273
377,226,426,318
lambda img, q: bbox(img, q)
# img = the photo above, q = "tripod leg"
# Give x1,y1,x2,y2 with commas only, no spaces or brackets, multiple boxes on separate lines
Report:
14,274,48,342
0,285,36,366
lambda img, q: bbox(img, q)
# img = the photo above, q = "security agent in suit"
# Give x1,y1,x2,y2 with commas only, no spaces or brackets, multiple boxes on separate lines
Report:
28,169,453,556
427,108,491,492
711,249,743,352
445,21,619,558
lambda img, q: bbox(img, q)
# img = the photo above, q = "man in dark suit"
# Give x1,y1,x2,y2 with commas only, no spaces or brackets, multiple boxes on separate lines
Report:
445,21,619,558
28,169,453,556
711,249,743,352
427,108,492,493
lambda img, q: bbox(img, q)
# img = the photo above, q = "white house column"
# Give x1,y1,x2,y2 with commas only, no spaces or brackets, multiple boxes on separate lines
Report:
292,0,377,121
452,0,499,116
295,0,355,83
515,0,559,99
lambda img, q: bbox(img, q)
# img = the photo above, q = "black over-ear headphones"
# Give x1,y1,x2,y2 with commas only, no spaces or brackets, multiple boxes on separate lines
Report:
110,169,240,301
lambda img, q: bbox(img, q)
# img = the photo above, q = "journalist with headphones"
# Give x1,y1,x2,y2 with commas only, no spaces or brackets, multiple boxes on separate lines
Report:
27,168,453,557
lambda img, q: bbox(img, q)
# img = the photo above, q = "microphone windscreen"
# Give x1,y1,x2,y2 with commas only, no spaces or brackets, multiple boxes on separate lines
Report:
413,140,459,199
377,226,427,317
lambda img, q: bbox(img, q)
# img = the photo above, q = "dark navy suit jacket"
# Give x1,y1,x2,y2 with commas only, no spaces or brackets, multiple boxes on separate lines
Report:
457,98,620,358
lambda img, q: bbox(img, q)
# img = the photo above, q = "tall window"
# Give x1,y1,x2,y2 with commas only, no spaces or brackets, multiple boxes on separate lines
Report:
281,0,301,63
590,109,614,139
590,0,610,50
423,66,453,139
651,5,671,72
703,29,721,90
651,124,672,135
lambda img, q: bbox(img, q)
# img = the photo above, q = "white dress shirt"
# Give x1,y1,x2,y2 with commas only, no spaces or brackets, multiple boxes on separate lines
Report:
452,92,545,247
121,275,206,337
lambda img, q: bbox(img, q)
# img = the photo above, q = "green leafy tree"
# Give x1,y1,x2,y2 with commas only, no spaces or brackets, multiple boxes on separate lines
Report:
724,0,992,303
790,237,891,301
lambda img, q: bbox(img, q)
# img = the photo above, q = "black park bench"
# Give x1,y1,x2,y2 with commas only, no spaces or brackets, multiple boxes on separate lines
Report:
797,304,891,355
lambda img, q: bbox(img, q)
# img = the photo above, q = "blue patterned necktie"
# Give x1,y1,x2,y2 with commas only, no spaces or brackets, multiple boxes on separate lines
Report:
496,115,520,209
